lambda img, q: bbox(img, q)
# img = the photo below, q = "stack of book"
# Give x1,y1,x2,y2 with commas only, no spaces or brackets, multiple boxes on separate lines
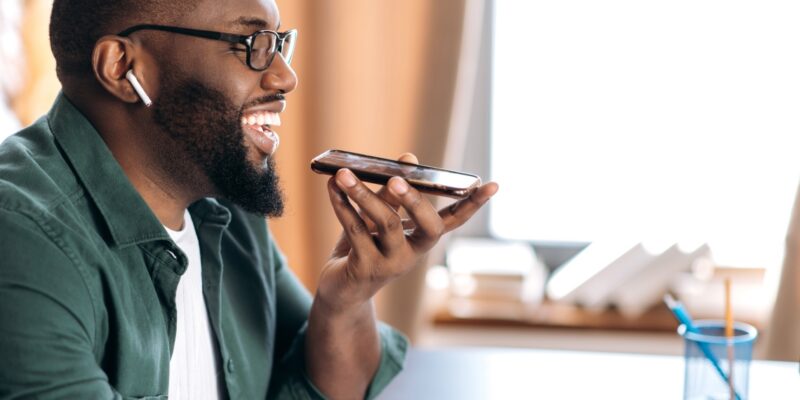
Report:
446,238,548,305
546,241,713,317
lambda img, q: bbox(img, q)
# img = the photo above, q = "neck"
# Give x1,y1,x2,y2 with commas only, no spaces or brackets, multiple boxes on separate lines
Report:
106,130,193,230
125,166,190,231
73,94,210,231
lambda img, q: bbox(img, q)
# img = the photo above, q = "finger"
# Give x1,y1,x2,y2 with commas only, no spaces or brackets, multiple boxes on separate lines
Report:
387,176,443,252
335,169,406,254
359,188,399,233
373,152,420,211
397,152,419,164
365,219,415,235
326,177,378,257
359,220,415,236
439,182,499,232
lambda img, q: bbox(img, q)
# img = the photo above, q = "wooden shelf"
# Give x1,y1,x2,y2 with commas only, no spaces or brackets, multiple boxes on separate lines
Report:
434,298,687,332
432,266,767,332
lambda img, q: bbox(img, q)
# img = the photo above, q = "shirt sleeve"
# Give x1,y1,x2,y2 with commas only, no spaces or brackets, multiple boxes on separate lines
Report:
0,209,122,399
266,236,409,400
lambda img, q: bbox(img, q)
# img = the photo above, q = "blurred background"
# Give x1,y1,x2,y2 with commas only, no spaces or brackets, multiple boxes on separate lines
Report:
2,0,798,362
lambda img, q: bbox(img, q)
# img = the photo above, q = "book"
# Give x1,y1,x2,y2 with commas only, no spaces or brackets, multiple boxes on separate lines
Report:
610,242,712,318
447,238,547,304
575,241,673,309
546,240,669,306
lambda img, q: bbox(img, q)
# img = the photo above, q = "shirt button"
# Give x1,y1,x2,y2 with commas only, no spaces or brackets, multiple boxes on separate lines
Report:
227,358,235,374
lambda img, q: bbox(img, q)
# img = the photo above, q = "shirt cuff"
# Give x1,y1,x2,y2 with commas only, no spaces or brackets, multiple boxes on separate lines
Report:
365,322,409,399
272,322,409,400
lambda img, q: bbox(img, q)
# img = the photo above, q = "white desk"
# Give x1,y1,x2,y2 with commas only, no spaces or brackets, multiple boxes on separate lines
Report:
380,348,799,399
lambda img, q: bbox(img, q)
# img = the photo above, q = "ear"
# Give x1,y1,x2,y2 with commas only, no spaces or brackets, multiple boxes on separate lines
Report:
91,35,146,105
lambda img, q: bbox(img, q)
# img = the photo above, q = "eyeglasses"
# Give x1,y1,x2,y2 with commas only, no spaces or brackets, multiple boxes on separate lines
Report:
117,24,297,71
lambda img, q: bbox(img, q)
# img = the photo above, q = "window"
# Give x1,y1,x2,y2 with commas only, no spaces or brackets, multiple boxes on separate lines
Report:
490,0,800,269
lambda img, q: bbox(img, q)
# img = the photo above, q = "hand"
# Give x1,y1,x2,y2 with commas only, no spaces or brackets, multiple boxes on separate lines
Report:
316,154,499,314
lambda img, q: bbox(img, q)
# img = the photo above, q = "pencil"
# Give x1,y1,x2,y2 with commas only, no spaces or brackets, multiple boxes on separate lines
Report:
663,294,743,400
725,278,735,400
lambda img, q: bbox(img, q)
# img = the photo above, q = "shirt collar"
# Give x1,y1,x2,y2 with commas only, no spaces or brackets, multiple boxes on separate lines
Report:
189,197,232,228
47,93,170,247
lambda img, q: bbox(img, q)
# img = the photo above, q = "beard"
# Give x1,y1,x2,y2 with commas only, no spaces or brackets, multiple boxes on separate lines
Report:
152,71,284,217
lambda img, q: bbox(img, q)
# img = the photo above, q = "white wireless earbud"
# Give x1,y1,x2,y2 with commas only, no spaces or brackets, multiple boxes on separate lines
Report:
125,69,152,107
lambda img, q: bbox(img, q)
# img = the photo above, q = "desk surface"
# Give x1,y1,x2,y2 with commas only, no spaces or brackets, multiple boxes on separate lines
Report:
380,348,799,399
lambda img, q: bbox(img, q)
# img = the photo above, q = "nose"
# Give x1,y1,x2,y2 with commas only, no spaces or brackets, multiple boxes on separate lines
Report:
261,54,298,94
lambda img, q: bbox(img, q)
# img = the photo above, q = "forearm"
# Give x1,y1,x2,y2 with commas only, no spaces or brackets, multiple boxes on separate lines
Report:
305,296,382,399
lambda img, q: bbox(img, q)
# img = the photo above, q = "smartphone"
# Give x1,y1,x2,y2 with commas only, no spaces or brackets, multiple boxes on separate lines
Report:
310,149,482,198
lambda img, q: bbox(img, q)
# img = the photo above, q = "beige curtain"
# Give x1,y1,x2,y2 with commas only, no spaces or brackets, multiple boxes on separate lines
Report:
8,0,59,126
273,1,472,338
765,182,800,361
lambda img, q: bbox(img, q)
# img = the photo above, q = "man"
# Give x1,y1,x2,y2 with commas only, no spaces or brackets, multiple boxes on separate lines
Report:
0,0,498,398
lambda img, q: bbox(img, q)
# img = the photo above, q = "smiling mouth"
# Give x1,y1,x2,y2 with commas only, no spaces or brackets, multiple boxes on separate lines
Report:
240,111,281,156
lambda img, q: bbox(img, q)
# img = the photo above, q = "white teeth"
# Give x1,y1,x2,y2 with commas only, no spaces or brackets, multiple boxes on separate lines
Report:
265,112,281,126
241,111,282,127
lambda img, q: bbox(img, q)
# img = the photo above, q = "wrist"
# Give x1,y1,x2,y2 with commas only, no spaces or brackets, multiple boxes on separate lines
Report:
311,294,375,327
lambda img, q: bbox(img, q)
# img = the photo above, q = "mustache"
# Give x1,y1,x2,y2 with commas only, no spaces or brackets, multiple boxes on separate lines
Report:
241,93,286,110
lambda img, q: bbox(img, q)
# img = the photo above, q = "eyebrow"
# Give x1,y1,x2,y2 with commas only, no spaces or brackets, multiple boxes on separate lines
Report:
228,16,281,31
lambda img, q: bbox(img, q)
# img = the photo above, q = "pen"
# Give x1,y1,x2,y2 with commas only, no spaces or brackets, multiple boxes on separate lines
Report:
725,279,736,400
663,294,742,400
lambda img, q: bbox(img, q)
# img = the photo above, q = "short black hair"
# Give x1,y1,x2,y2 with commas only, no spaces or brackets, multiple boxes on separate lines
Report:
49,0,197,79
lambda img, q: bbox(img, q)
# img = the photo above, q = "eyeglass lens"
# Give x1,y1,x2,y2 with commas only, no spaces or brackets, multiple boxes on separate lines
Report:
250,31,296,69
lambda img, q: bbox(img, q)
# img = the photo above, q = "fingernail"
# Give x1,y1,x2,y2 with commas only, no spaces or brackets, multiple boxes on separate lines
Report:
338,169,357,187
390,178,409,195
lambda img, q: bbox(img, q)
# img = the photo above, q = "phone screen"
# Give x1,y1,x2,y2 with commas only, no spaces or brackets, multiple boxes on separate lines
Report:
314,150,480,190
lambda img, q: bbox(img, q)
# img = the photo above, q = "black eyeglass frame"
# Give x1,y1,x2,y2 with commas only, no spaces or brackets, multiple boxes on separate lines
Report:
117,24,297,71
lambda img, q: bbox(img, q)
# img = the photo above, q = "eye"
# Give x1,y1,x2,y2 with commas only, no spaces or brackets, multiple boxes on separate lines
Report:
228,47,248,65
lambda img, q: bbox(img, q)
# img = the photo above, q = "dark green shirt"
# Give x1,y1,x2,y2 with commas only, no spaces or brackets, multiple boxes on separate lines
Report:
0,94,407,399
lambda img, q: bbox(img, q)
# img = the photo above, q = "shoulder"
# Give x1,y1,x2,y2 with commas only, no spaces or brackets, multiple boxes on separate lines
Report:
0,117,80,213
0,119,101,337
0,207,97,338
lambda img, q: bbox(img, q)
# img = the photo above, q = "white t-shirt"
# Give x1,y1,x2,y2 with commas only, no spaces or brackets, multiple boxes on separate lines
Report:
165,210,221,400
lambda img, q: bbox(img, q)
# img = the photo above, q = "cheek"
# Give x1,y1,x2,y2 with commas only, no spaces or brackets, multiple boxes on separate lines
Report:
192,61,258,106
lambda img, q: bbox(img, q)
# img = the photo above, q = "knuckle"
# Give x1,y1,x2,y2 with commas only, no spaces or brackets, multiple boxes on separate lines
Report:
349,221,368,235
448,201,461,215
406,191,424,210
383,214,402,231
350,185,371,202
467,195,483,208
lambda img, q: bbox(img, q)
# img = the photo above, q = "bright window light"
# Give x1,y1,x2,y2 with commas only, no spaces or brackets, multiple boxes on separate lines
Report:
490,1,800,269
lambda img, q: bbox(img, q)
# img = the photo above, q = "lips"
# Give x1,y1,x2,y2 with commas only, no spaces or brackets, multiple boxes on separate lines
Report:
241,110,281,156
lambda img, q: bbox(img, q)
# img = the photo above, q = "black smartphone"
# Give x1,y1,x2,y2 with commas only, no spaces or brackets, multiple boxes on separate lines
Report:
310,149,482,198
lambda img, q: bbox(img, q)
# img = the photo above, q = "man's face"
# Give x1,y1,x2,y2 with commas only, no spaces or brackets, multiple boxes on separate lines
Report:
148,0,296,216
